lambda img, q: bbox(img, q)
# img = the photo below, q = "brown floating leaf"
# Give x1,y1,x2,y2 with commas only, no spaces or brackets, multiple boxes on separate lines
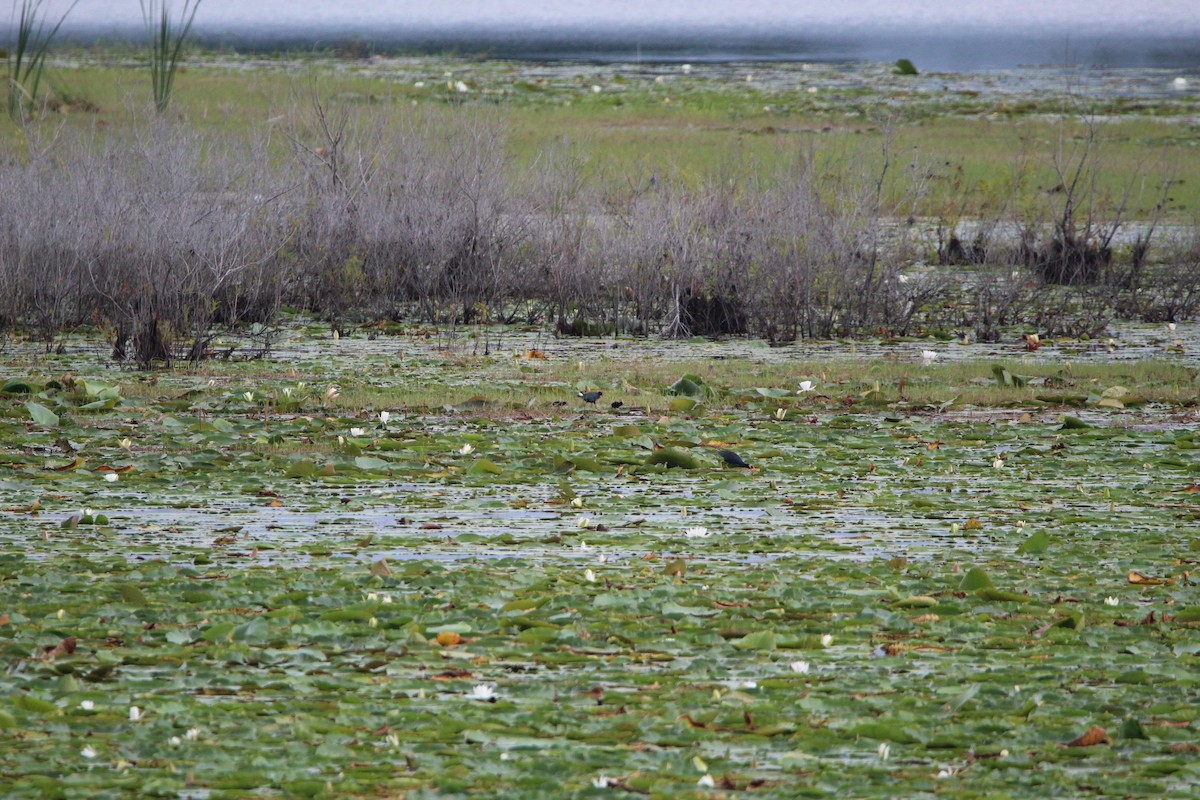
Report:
1065,726,1111,747
435,631,463,647
963,518,984,530
1128,570,1174,586
45,459,83,472
370,559,392,576
1169,743,1200,754
3,500,41,512
1177,484,1200,493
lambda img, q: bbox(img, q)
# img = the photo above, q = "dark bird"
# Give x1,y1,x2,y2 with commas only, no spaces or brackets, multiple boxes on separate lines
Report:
716,449,751,468
578,390,603,405
610,401,624,409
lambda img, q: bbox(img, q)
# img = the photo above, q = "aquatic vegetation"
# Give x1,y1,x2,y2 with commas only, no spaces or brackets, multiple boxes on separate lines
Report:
0,325,1199,796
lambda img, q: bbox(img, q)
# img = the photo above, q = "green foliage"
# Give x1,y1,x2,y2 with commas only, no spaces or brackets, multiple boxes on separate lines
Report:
893,58,920,76
0,325,1195,795
5,0,79,119
142,0,202,113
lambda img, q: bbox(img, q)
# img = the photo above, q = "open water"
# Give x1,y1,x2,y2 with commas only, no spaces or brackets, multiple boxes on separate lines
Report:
14,0,1200,71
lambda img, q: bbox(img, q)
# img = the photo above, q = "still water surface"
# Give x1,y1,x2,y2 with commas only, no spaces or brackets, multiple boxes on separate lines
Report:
20,0,1200,70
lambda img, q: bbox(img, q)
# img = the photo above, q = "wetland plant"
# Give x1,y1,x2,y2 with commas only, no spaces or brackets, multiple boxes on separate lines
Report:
5,0,78,119
142,0,202,113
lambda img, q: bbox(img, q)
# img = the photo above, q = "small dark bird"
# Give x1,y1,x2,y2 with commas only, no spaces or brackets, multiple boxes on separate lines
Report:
578,390,603,405
716,449,751,468
610,401,624,409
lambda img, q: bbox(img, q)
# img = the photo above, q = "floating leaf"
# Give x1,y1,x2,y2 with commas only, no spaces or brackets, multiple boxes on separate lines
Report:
1016,530,1052,555
1128,570,1174,586
25,402,59,427
1065,726,1111,747
667,376,705,397
957,567,994,591
731,630,777,651
892,596,938,609
353,456,391,471
466,458,503,475
644,448,700,469
1119,717,1149,740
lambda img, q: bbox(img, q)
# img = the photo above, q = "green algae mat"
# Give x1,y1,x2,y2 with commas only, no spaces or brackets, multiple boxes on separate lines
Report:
1,326,1199,798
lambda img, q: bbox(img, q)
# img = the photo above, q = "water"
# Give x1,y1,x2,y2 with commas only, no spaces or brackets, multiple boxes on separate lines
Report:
18,0,1200,71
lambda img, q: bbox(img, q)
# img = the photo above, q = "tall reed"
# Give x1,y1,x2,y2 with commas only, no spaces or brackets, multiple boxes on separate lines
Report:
5,0,78,119
142,0,202,113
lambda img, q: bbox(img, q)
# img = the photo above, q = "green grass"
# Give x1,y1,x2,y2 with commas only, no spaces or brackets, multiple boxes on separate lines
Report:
7,52,1200,218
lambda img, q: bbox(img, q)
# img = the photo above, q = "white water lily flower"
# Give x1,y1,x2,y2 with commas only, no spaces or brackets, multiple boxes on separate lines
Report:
797,380,816,393
951,522,960,534
325,385,340,400
922,350,939,365
470,684,496,701
350,427,365,437
878,742,890,761
337,435,346,446
459,443,474,455
129,706,142,722
598,553,608,564
243,391,254,402
790,660,810,675
80,700,95,711
1168,322,1177,332
56,609,65,620
1104,596,1119,606
821,634,833,647
169,735,182,747
185,728,200,741
730,679,757,690
118,438,132,449
585,569,596,583
385,732,400,748
936,767,958,779
685,526,710,539
578,541,592,552
577,516,593,529
368,617,378,627
282,387,292,398
571,497,584,508
104,472,118,483
81,745,97,759
379,411,391,425
992,456,1004,469
697,774,716,788
591,776,613,789
775,407,787,420
897,273,910,284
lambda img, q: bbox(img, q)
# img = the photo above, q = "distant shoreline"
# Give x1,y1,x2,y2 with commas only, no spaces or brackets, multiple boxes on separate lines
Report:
27,26,1200,72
